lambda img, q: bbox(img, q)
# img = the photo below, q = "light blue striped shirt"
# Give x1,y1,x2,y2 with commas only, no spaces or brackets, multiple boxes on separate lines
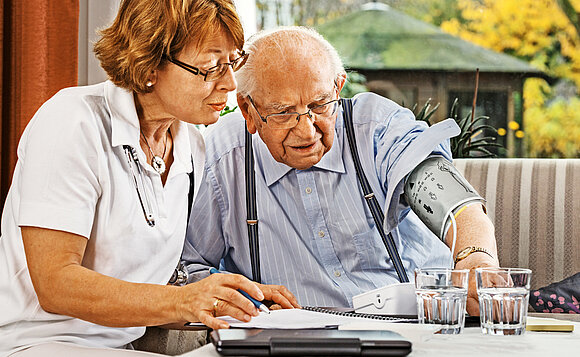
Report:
183,92,459,307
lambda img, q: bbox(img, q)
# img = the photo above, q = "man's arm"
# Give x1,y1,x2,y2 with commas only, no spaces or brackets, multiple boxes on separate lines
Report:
181,165,301,310
444,203,500,315
182,168,228,282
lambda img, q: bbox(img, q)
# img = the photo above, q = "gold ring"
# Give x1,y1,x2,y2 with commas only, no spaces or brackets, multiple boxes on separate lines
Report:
212,298,220,317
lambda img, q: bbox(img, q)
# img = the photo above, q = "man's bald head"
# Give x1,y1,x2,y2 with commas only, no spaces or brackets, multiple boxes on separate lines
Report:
236,27,346,98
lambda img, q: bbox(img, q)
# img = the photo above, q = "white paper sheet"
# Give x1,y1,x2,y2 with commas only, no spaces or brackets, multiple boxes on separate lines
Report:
187,308,413,329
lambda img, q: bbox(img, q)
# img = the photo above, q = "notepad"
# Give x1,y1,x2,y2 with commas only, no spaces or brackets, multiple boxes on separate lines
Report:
526,316,574,332
186,307,415,329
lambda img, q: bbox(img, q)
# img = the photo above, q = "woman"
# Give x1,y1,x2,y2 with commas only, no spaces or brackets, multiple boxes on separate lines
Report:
0,0,298,356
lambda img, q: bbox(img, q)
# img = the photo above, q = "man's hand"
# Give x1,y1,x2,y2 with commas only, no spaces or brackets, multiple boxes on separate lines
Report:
256,283,301,310
455,253,499,316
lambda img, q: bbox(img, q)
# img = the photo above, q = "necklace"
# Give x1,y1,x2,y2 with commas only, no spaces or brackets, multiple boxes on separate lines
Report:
140,129,169,175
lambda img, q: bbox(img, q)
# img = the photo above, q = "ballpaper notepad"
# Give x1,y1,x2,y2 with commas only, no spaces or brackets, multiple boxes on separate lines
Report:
186,307,414,329
526,316,574,332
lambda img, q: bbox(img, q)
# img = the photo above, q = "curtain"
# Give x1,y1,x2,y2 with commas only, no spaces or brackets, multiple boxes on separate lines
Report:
1,0,78,212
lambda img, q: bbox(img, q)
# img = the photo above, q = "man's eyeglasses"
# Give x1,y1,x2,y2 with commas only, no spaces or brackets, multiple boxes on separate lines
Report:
247,91,341,130
165,51,248,82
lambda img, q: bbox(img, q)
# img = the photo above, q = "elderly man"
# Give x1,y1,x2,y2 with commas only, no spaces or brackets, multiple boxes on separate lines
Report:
183,27,499,315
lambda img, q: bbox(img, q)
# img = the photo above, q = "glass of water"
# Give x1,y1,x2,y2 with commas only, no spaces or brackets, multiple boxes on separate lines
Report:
475,267,532,335
414,268,469,334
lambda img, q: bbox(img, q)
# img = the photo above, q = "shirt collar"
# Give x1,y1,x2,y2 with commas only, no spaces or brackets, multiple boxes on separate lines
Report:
105,81,193,175
106,81,141,149
257,119,346,187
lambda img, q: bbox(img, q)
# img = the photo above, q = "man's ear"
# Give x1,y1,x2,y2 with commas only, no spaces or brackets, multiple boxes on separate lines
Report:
237,93,257,134
335,73,347,93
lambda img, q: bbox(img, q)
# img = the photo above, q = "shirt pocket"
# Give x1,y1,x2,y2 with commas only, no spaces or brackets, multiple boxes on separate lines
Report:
351,228,385,271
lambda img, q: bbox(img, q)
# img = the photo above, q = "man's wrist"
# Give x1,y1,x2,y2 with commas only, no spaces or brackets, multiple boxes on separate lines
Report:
454,251,498,270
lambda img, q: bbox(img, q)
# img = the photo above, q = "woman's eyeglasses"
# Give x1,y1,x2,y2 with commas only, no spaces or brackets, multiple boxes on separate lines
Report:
165,51,248,82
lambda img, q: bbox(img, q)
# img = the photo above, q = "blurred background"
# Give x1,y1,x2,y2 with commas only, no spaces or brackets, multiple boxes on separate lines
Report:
2,0,579,210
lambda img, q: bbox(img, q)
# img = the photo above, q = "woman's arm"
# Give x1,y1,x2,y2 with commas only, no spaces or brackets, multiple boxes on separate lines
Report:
22,226,298,330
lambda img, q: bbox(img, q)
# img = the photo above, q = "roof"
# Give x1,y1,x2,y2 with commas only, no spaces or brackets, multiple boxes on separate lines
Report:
316,4,546,76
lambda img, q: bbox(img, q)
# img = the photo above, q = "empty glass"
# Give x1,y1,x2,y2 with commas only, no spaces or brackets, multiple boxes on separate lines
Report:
414,268,469,334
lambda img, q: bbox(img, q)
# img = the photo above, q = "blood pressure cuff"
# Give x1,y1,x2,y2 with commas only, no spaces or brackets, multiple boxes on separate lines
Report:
403,156,485,241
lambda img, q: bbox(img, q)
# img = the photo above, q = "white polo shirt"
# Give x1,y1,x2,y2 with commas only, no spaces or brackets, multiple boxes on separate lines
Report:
0,81,205,355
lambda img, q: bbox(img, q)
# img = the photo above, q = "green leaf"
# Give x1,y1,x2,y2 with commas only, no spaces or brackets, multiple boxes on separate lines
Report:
220,105,237,116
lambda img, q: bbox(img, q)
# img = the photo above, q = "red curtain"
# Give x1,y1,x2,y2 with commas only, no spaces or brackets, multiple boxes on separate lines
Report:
1,0,78,211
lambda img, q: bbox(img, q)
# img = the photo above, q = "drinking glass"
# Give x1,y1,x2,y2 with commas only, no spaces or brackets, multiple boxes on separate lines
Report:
476,267,532,335
414,268,469,334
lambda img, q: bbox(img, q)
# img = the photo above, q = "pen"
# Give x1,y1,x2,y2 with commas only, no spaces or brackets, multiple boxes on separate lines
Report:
209,267,270,314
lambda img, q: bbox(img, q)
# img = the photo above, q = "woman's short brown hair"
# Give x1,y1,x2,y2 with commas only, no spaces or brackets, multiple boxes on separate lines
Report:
94,0,244,93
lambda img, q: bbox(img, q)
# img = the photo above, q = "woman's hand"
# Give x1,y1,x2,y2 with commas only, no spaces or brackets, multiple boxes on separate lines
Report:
178,274,299,329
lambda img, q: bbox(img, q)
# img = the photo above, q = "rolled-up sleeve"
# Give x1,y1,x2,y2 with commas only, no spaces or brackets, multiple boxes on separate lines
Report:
373,111,460,232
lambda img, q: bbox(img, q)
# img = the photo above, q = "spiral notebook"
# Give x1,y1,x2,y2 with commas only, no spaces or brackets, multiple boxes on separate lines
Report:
302,306,417,321
186,307,415,329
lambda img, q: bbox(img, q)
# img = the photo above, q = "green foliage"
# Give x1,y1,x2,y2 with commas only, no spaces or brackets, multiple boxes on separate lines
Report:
220,105,237,116
410,98,504,158
340,71,369,98
387,0,463,26
447,99,504,158
411,98,440,124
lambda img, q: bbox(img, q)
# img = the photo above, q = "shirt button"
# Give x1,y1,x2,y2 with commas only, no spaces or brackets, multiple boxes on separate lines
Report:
334,270,341,277
318,231,325,237
305,187,312,194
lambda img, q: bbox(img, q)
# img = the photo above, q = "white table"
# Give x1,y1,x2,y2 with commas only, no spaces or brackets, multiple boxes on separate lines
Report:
179,320,580,357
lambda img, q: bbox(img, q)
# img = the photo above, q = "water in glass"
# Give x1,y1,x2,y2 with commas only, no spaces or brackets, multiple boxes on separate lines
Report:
478,287,529,335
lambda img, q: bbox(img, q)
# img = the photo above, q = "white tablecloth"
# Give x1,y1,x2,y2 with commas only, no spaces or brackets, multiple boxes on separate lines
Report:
180,322,580,356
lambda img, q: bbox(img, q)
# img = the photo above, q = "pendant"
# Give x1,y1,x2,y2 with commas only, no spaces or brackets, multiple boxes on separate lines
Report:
151,155,166,175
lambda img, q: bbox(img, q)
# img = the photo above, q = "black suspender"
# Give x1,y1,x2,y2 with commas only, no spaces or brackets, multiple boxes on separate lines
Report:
244,98,409,284
170,156,194,286
245,126,261,283
341,98,409,283
187,157,195,221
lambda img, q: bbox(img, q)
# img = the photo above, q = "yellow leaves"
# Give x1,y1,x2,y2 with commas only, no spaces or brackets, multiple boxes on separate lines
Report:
523,79,551,108
435,0,580,157
440,0,574,62
525,98,580,157
440,18,462,35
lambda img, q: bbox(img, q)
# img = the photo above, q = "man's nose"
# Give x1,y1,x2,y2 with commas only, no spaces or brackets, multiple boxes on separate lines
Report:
292,110,316,137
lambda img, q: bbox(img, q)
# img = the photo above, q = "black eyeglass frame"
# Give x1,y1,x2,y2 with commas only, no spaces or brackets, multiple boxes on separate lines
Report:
164,51,248,82
247,83,341,129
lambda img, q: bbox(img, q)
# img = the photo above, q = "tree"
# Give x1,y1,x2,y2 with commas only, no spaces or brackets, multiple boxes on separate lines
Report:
386,0,463,26
256,0,368,29
439,0,580,157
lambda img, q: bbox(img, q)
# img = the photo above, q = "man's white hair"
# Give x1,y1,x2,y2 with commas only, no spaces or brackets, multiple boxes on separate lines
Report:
236,26,346,97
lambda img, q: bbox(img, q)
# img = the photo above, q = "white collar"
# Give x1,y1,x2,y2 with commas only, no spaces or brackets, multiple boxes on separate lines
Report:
104,81,193,176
